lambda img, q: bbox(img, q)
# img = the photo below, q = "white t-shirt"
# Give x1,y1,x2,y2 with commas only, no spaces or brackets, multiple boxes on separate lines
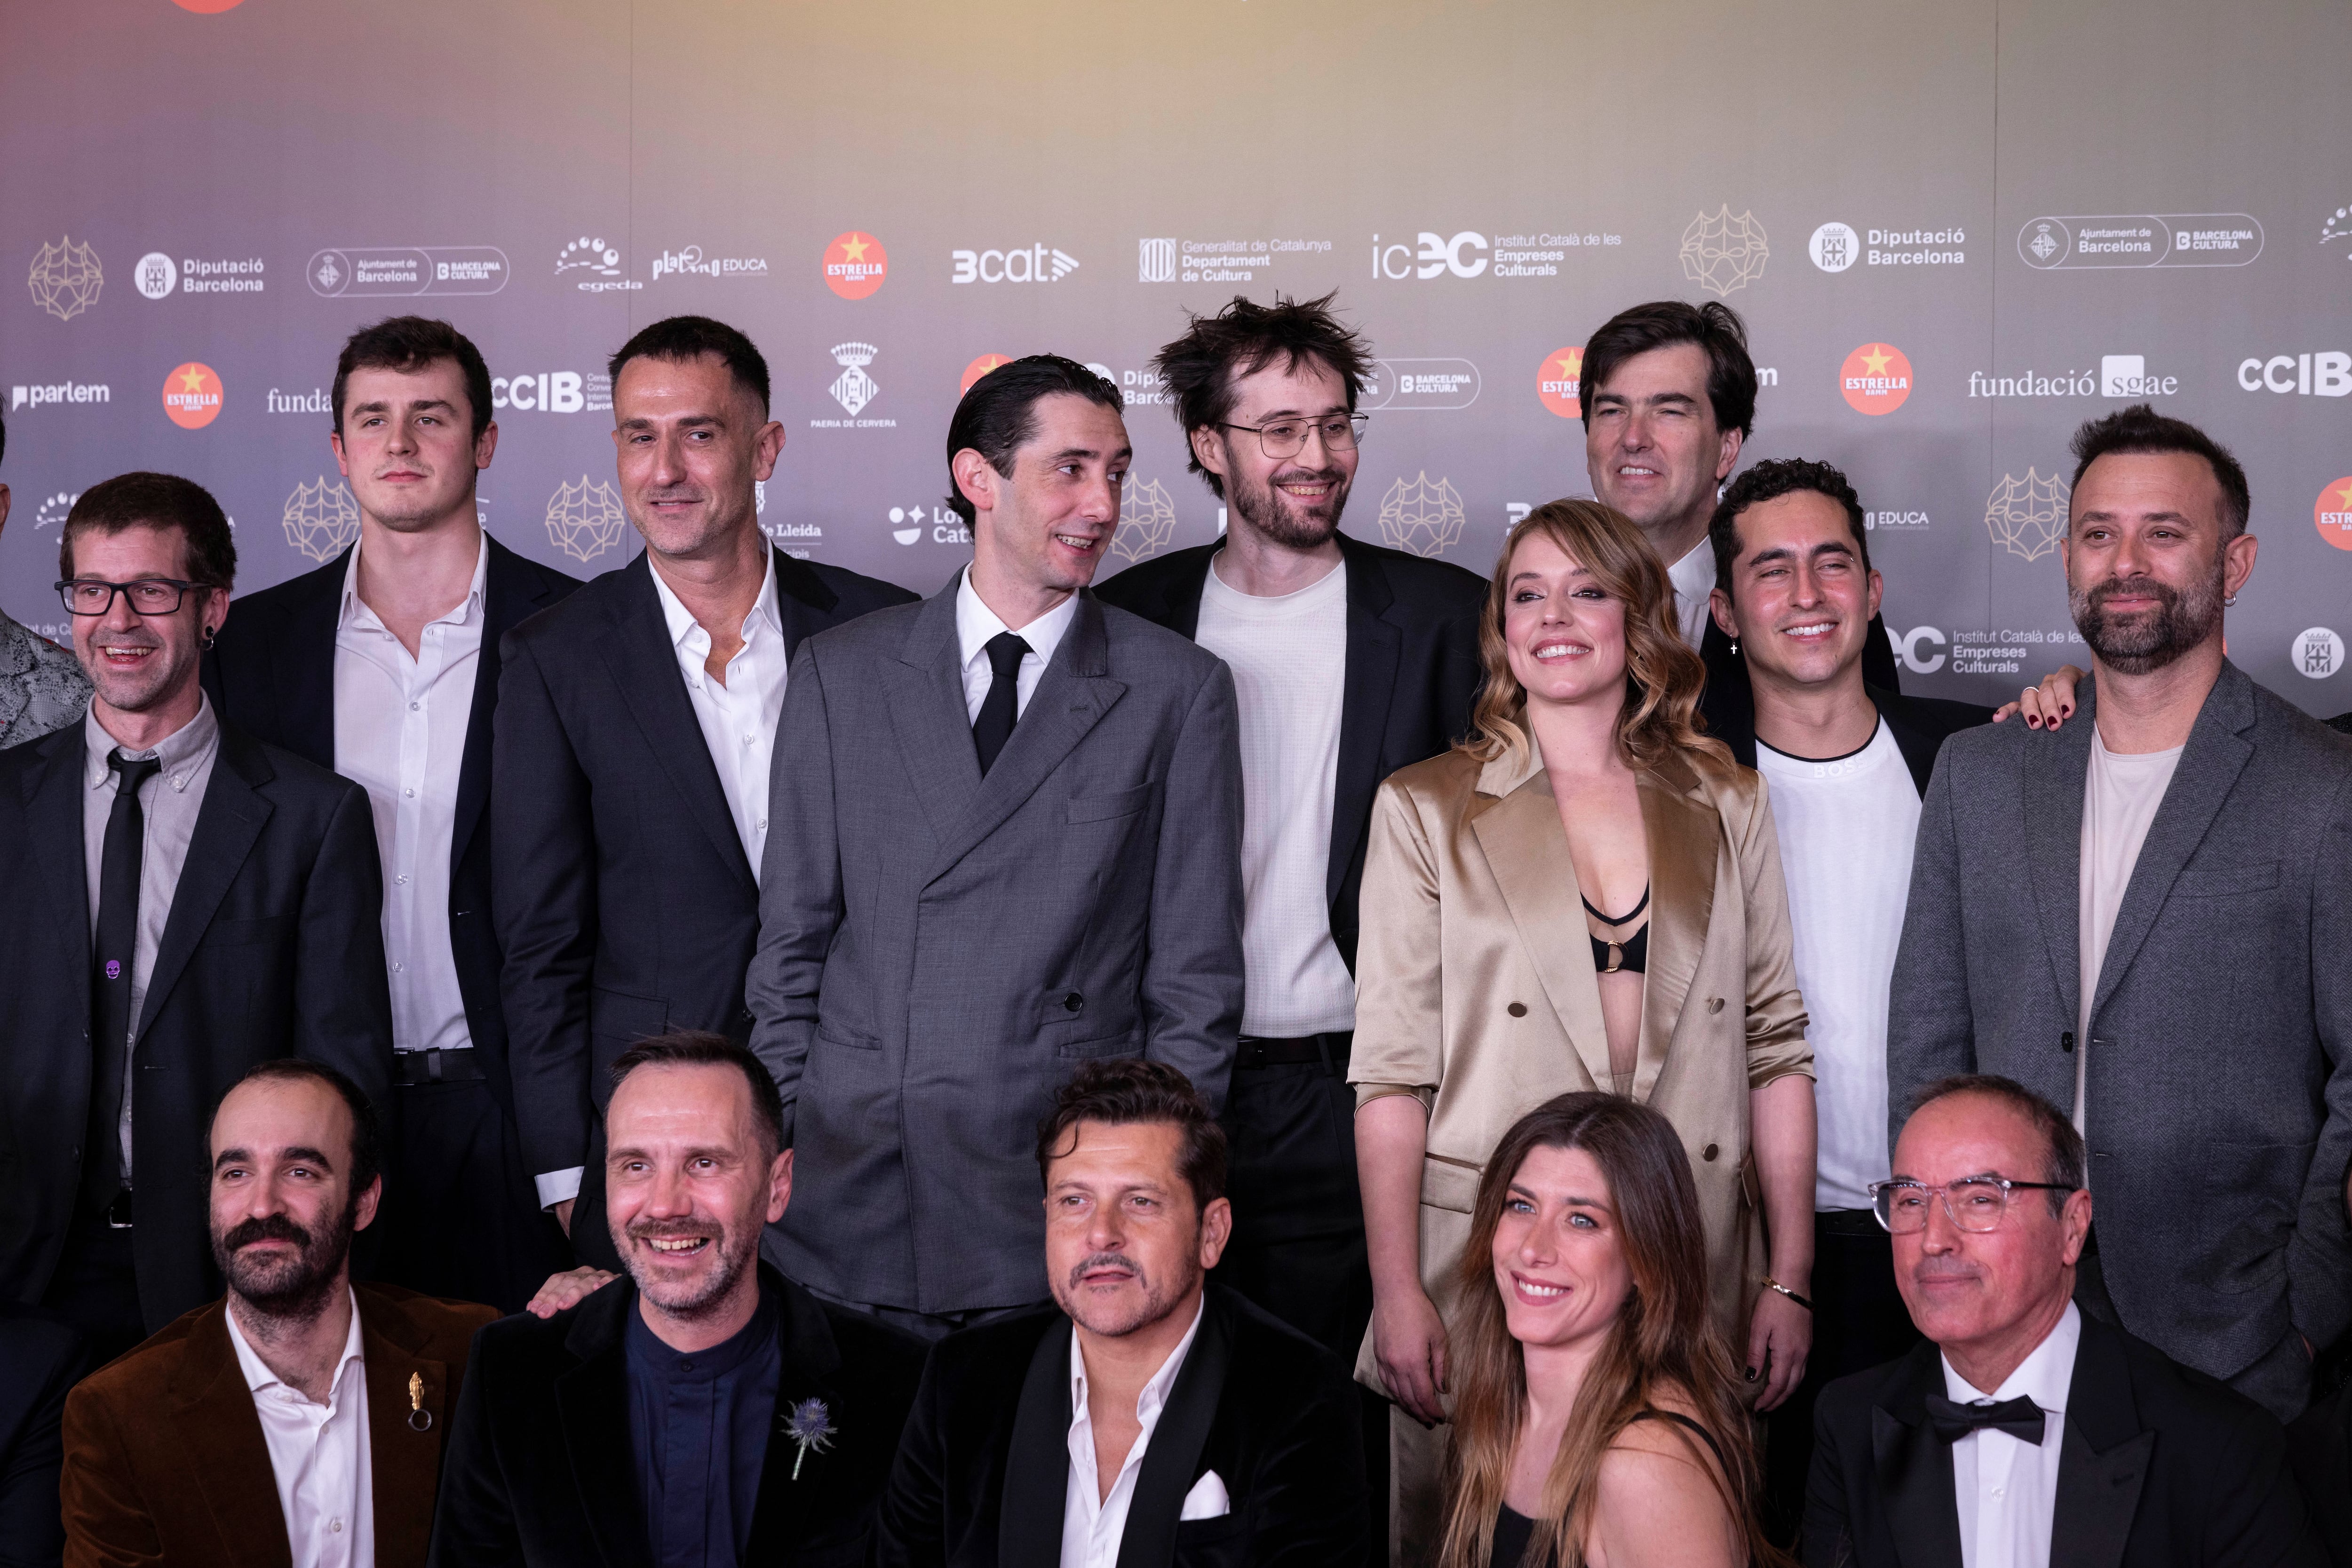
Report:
2075,733,2185,1132
1193,556,1356,1036
1755,719,1920,1210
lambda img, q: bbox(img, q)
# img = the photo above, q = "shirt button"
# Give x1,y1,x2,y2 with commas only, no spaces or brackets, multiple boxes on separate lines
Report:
331,1519,343,1533
409,701,420,711
756,819,767,833
392,962,405,972
397,874,410,885
403,788,416,798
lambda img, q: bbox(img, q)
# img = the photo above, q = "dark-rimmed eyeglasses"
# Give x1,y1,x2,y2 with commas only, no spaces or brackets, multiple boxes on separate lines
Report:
1216,414,1368,460
56,578,204,617
1868,1176,2076,1234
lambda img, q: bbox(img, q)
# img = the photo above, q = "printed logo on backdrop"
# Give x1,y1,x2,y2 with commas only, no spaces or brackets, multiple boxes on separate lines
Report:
1377,473,1467,557
1839,343,1911,415
1969,357,2177,399
960,355,1010,394
1538,347,1583,418
267,388,328,416
816,343,896,428
823,232,887,300
136,253,177,299
2237,352,2352,397
2292,628,2343,679
1147,236,1331,285
1866,508,1931,533
1374,230,1615,282
162,363,224,429
651,245,770,282
2316,477,2352,551
1984,470,2071,562
311,247,506,297
11,381,110,412
2325,204,2352,263
1902,626,2083,677
1811,222,1964,271
1084,361,1170,408
1359,359,1479,412
952,245,1079,283
28,238,103,321
492,372,610,414
545,477,628,564
556,237,640,294
2018,215,2261,270
1679,207,1768,297
32,492,81,531
1111,477,1180,564
283,478,361,563
756,483,820,557
886,500,968,547
131,255,264,297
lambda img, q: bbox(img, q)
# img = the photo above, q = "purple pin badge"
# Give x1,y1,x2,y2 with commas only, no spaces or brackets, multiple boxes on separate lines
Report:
105,960,121,980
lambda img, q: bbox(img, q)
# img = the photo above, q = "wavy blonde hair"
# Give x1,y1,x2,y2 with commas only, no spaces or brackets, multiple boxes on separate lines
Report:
1457,499,1726,773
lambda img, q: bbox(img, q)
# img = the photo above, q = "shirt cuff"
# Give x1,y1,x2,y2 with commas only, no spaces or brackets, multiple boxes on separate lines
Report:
534,1167,584,1210
1353,1082,1434,1114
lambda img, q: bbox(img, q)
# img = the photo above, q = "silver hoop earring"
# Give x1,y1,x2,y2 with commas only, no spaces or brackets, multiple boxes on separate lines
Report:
2223,594,2238,608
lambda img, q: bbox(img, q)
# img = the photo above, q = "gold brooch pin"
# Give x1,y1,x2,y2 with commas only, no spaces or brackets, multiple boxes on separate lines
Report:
408,1371,432,1432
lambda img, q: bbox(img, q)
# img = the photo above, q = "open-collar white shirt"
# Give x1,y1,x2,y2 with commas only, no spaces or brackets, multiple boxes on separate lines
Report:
1061,1297,1207,1568
225,1290,374,1568
649,549,786,880
1942,1302,2080,1568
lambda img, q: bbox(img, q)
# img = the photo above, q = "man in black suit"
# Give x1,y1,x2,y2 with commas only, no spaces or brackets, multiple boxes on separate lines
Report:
0,1308,94,1568
430,1032,927,1568
494,316,916,1271
874,1059,1367,1567
1804,1075,2321,1568
206,317,580,1311
0,473,393,1361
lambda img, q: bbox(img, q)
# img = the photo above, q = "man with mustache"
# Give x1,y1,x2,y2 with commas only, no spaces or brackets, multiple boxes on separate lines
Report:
59,1060,494,1568
874,1058,1367,1566
1890,406,2352,1421
431,1032,927,1567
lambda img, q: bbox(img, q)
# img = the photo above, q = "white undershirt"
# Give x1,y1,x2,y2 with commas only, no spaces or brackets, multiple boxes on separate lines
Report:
1753,720,1918,1210
333,531,485,1056
649,550,787,880
1194,556,1355,1036
225,1291,374,1568
1667,538,1716,650
1062,1298,1205,1568
954,567,1079,724
2075,734,2184,1133
1945,1302,2078,1568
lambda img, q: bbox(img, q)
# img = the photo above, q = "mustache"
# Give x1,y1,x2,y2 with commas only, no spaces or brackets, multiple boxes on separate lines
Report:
1065,1251,1142,1288
221,1213,312,1252
1269,464,1345,490
2087,575,2179,609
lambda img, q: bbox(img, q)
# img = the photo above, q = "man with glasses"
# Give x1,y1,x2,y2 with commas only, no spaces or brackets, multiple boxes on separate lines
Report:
1097,293,1486,1560
0,472,392,1362
1805,1075,2320,1568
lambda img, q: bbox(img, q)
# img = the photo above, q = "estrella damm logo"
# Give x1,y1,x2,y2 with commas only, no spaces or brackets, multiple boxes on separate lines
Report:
1538,346,1583,418
161,362,223,429
824,232,888,300
1840,343,1912,415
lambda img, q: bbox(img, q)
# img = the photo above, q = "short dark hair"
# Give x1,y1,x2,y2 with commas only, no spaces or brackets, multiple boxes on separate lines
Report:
60,472,237,593
1580,299,1758,440
2067,404,2250,541
943,354,1124,526
608,1030,784,1159
607,315,771,416
1154,291,1374,500
209,1059,384,1196
0,404,8,468
1034,1059,1226,1215
332,316,493,443
1708,457,1872,599
1906,1074,2085,1215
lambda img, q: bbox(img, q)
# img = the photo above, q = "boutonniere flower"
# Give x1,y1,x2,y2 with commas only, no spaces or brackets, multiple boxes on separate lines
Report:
781,1397,835,1480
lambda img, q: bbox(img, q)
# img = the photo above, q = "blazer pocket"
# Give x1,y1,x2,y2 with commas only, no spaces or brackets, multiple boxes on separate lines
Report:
1067,782,1157,824
1173,1513,1248,1550
2178,860,2279,898
588,987,669,1044
1054,1030,1141,1061
815,1021,881,1052
199,914,291,948
1419,1152,1483,1215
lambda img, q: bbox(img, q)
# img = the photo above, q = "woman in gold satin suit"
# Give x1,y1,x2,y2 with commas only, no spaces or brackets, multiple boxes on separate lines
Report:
1349,499,1816,1560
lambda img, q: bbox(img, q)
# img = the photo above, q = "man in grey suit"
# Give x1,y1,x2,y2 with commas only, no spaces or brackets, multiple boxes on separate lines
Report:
747,355,1244,1337
1890,404,2352,1421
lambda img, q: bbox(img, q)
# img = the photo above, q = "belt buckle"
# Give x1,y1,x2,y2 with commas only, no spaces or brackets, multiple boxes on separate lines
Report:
104,1190,134,1230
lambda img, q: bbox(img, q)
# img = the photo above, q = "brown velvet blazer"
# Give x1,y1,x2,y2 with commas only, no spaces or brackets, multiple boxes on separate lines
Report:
60,1282,496,1568
1348,738,1812,1373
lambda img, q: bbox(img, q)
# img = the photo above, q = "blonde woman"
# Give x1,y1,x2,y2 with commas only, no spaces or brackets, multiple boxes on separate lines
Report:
1351,500,1814,1556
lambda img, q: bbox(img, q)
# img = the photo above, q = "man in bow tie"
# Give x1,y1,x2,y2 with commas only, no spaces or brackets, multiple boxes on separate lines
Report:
1803,1075,2321,1568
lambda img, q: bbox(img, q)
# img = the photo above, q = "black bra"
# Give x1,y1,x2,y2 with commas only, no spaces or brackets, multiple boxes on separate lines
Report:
1584,886,1650,977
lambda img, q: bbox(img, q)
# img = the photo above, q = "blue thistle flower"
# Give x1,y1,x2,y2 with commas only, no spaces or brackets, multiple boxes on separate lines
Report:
782,1398,835,1479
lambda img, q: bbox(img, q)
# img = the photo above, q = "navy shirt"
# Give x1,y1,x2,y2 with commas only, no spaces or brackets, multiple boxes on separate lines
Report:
625,1282,783,1568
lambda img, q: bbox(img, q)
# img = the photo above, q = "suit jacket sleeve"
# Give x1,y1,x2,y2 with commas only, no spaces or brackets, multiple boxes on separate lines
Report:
1347,777,1443,1106
866,1345,950,1568
299,780,396,1117
1139,660,1245,1114
747,642,842,1145
1242,1361,1371,1566
1799,1390,1855,1568
1733,772,1812,1089
1885,744,1975,1150
58,1386,163,1568
491,634,597,1179
424,1327,522,1568
2292,771,2352,1350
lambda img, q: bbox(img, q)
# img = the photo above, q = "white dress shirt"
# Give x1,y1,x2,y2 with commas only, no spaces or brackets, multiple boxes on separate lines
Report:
83,695,222,1182
224,1290,374,1568
1062,1298,1206,1568
333,532,485,1056
649,550,788,881
955,568,1080,725
1944,1302,2079,1568
1667,537,1717,650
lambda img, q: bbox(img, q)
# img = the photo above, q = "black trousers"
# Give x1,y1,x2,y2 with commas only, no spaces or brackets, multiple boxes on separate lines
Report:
1763,1211,1922,1545
38,1214,144,1367
377,1077,573,1313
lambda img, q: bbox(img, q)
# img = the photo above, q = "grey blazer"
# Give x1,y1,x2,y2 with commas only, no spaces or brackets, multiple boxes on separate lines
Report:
747,576,1245,1315
1889,661,2352,1417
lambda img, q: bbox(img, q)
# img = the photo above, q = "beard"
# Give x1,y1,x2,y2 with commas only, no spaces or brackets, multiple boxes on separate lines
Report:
1049,1248,1202,1339
213,1205,356,1323
2069,558,2225,676
1227,456,1349,550
623,1212,760,1320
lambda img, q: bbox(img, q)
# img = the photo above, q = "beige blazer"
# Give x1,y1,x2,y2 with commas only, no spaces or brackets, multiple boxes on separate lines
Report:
1350,737,1812,1378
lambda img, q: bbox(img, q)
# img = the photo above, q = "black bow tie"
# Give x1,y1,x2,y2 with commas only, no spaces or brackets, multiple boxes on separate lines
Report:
1926,1393,2047,1445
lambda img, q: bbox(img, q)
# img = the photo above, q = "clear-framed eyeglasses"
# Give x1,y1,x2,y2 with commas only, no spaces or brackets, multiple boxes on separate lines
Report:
1868,1175,2076,1234
1217,413,1368,460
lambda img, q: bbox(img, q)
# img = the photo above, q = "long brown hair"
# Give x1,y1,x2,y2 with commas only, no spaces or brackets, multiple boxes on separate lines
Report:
1457,499,1725,774
1436,1094,1784,1568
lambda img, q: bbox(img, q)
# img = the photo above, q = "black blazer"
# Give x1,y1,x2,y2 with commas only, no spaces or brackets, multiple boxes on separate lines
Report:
1804,1312,2324,1568
427,1264,926,1568
0,721,394,1331
491,547,915,1187
873,1285,1368,1568
0,1307,95,1568
202,535,581,1123
1093,533,1486,970
1702,682,1992,797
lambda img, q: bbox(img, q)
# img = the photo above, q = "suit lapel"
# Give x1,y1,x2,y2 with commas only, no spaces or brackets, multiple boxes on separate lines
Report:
1330,539,1401,911
137,730,275,1037
2023,686,2096,1031
596,556,757,893
1870,1347,1965,1568
1115,1297,1230,1568
1871,689,1941,798
766,546,843,658
2049,1316,2152,1568
745,1274,844,1558
273,552,344,771
1634,764,1717,1105
360,1291,450,1568
883,581,981,854
1467,761,1611,1093
999,1314,1076,1568
169,1303,295,1568
555,1286,653,1568
451,540,558,875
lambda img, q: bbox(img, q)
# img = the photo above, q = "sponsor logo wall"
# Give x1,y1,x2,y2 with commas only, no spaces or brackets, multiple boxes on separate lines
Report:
2,0,2349,713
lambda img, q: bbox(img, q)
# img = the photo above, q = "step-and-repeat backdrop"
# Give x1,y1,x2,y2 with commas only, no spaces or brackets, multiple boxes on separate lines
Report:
5,0,2350,710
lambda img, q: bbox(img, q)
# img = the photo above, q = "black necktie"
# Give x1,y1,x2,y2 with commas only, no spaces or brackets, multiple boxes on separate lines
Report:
1925,1393,2047,1445
971,632,1031,777
83,751,162,1215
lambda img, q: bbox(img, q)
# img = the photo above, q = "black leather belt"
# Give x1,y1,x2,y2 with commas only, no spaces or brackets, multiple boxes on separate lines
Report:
103,1189,134,1230
393,1048,485,1086
1234,1032,1353,1072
